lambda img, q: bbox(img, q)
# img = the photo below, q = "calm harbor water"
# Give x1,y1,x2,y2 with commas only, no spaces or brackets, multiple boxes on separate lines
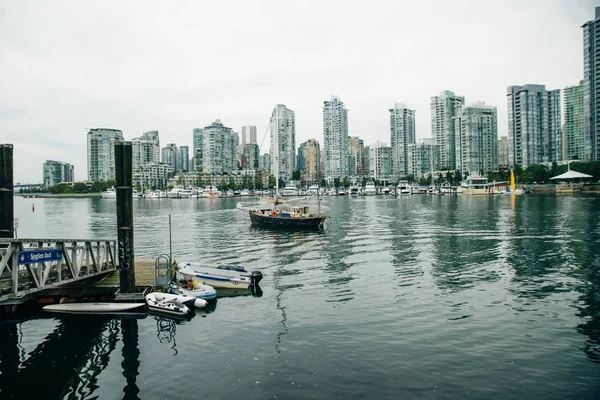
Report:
2,194,600,399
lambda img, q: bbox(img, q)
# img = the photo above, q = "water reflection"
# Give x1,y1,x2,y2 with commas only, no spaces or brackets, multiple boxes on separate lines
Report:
322,198,355,303
430,197,502,292
121,319,140,399
0,316,114,399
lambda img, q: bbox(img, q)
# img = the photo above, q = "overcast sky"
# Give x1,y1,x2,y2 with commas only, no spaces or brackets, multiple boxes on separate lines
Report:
0,0,594,183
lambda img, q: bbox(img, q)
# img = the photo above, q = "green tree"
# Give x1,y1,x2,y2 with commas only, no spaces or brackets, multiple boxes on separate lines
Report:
333,177,341,188
320,178,327,188
218,177,227,191
445,171,453,185
361,176,367,187
292,170,301,180
341,177,350,188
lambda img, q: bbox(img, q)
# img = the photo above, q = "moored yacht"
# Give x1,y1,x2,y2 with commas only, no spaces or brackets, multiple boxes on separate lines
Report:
349,185,360,196
364,183,377,196
281,185,298,196
307,185,320,196
397,180,411,195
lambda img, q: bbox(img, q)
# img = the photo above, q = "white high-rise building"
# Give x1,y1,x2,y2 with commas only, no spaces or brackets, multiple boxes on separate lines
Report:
431,90,465,170
201,120,237,174
323,95,349,180
241,125,257,146
583,7,600,161
131,131,160,168
269,104,296,181
161,143,178,171
564,82,586,161
454,101,498,176
389,103,416,179
368,141,392,183
507,84,561,168
87,128,124,182
408,138,440,179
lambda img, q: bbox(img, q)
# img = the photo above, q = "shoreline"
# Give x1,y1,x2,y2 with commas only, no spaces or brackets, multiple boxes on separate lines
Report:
16,193,103,198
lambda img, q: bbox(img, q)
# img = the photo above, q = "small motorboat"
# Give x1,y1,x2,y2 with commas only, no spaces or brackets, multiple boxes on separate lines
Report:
177,262,263,290
169,280,217,300
43,302,145,314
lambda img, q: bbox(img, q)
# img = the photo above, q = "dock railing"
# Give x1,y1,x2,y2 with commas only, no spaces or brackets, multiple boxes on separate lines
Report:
0,238,117,303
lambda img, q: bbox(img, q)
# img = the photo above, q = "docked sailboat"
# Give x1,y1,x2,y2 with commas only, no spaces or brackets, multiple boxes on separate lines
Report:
505,170,524,195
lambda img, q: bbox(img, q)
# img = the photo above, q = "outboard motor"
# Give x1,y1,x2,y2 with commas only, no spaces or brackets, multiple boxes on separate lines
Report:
250,270,263,287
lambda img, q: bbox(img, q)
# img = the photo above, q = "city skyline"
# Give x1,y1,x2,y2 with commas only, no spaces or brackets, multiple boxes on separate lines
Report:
0,1,592,182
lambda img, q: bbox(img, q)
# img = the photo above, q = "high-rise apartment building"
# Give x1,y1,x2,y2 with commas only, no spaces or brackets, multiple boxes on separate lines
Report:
583,7,600,161
431,90,464,170
390,103,416,179
408,138,440,179
259,153,270,171
368,141,392,183
498,136,509,169
348,136,365,176
193,128,203,171
87,128,123,182
161,143,178,172
43,160,74,186
454,102,498,175
131,130,160,168
241,144,259,170
201,120,237,174
269,104,296,181
178,146,190,172
298,139,321,183
507,84,561,168
323,96,349,179
564,82,587,161
241,125,257,146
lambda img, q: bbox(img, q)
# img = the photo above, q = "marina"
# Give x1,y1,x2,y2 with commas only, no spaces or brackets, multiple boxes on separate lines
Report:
2,192,600,398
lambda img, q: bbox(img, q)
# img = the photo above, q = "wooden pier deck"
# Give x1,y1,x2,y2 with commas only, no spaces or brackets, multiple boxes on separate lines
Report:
97,258,164,288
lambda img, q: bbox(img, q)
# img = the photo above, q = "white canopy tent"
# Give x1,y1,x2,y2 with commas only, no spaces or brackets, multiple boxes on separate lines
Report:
550,170,593,180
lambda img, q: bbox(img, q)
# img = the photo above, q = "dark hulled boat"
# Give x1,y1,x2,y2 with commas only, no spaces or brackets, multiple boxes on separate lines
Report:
249,205,326,230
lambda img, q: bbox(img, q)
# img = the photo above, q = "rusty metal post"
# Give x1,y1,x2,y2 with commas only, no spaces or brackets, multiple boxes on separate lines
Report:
0,144,14,238
115,142,135,293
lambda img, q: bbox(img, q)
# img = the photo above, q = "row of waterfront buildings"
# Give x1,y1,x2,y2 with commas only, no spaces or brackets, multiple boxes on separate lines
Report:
42,7,600,189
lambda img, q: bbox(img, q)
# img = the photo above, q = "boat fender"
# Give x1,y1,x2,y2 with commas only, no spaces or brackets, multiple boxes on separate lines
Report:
272,211,278,217
194,299,207,308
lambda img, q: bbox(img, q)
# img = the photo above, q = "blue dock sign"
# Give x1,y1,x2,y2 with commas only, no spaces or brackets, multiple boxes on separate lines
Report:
18,249,63,264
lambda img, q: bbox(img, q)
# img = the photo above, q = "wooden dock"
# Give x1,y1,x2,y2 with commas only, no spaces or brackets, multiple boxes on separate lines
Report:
97,258,165,288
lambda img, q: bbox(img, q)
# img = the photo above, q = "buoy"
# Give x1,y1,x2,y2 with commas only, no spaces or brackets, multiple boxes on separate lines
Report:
32,203,35,213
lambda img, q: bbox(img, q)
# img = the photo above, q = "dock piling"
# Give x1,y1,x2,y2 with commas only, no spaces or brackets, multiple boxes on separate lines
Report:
0,144,14,239
115,142,136,293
